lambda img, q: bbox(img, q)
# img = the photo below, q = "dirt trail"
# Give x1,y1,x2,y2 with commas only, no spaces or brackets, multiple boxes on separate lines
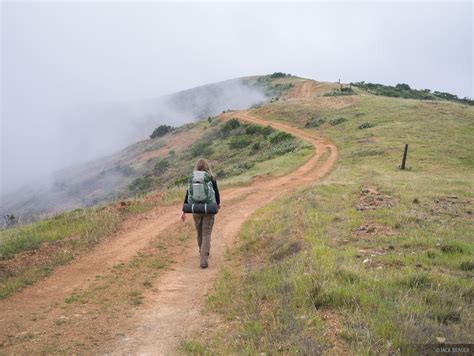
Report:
287,80,339,99
100,112,337,354
0,110,337,354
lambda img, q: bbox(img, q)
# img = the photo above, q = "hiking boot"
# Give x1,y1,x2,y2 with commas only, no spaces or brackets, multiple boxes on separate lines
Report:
200,262,208,269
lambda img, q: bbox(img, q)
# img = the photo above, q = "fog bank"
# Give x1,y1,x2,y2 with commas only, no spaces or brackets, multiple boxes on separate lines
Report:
2,1,472,197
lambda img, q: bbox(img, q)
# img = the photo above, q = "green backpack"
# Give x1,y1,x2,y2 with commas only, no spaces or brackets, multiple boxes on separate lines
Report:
187,170,216,204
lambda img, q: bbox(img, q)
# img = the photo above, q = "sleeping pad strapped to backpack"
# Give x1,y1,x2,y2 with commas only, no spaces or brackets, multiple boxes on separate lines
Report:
182,170,218,214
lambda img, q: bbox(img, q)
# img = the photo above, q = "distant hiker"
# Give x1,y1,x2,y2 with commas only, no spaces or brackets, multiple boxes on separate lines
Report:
181,158,220,269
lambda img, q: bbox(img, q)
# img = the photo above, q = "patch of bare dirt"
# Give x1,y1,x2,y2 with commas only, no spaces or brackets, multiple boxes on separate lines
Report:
0,236,81,279
286,80,338,99
271,241,304,261
428,196,473,218
320,310,354,355
250,172,272,184
351,222,395,238
355,185,395,211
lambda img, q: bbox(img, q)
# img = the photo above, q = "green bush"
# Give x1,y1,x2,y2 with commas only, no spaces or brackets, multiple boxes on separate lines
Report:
221,118,240,133
323,88,354,97
150,125,173,139
305,117,326,128
358,122,376,130
395,83,411,90
260,140,299,159
268,131,292,143
129,176,154,193
153,158,169,176
260,125,274,136
173,176,188,187
440,243,465,254
269,72,291,78
245,124,274,137
244,124,261,135
460,261,474,271
352,81,474,105
329,117,347,126
191,141,214,158
229,136,252,149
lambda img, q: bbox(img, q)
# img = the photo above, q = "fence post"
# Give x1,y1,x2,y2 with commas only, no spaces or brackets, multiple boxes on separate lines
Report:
400,144,408,170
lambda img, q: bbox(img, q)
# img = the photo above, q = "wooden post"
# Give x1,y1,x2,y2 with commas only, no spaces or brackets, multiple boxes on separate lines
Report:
400,144,408,170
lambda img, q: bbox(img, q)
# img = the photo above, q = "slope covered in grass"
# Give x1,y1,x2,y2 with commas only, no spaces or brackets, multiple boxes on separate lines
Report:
0,113,311,299
186,82,474,354
0,74,300,224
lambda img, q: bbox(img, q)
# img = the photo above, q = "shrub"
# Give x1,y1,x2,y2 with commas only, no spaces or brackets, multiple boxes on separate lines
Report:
244,124,261,135
323,88,354,97
191,141,214,158
221,118,240,133
395,83,411,90
150,125,173,139
260,125,274,136
269,72,291,78
252,142,261,151
173,176,188,187
229,136,252,149
352,81,474,105
440,243,465,254
243,123,274,137
460,261,474,271
305,117,326,128
261,140,300,159
268,131,292,144
129,176,153,193
329,117,347,126
153,158,169,176
358,122,375,130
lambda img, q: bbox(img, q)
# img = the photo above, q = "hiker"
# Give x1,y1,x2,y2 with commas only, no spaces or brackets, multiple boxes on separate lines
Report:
181,158,220,269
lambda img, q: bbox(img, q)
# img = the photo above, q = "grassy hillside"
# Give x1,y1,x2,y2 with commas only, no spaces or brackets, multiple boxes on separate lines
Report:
2,75,472,354
0,74,298,224
184,83,474,353
0,112,311,298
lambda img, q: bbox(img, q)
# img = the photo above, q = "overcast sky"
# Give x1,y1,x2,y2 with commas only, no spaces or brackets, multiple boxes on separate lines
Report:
1,1,472,196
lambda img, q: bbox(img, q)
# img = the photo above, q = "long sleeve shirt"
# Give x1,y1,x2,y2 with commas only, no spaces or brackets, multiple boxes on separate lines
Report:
183,178,220,207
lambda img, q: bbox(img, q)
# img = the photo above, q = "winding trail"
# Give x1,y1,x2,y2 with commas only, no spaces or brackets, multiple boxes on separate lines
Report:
101,112,337,354
0,109,337,354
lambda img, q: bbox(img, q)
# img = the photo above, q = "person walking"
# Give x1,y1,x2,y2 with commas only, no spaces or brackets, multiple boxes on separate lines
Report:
181,158,220,268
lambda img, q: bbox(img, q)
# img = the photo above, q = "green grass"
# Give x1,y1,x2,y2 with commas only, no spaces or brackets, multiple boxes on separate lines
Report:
0,207,121,260
191,89,474,353
0,194,183,298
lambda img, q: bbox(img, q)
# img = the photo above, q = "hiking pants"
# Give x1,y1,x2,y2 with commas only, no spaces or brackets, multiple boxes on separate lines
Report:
192,213,215,264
